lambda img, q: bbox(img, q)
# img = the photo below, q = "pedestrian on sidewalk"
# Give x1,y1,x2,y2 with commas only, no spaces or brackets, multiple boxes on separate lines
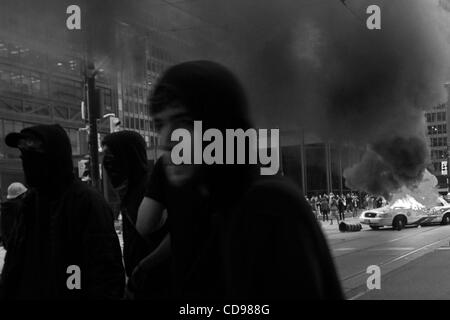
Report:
338,196,346,221
345,193,352,215
330,196,339,225
0,183,28,250
316,196,322,220
311,195,318,219
0,124,125,300
352,195,359,218
321,196,329,222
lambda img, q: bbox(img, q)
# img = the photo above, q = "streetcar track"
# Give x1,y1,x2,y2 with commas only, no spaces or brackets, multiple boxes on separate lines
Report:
341,237,445,282
345,238,449,300
330,224,444,258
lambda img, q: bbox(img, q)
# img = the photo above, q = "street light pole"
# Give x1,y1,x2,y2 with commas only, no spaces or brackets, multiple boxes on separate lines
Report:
86,64,101,190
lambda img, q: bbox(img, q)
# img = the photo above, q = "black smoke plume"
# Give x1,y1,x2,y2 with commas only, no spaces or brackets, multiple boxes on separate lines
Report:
186,0,450,197
4,0,449,197
343,137,430,199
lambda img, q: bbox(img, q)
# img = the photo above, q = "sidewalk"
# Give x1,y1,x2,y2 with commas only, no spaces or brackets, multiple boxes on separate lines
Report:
0,246,5,275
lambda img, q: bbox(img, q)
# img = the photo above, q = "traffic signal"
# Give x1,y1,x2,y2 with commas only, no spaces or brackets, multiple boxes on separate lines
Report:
109,116,121,133
78,159,91,182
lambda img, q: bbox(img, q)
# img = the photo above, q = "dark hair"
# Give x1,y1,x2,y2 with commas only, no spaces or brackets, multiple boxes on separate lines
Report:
149,60,252,131
150,61,259,205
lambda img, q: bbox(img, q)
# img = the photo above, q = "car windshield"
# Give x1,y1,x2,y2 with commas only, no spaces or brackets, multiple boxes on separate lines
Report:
437,198,449,207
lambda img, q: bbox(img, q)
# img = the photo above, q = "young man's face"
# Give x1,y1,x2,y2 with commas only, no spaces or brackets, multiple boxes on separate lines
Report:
153,102,198,187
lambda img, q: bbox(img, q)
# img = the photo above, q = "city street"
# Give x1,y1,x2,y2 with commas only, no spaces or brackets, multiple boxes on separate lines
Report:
0,246,5,274
2,216,450,300
322,217,450,300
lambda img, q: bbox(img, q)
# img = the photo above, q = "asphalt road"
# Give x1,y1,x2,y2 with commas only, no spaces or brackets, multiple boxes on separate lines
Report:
0,246,5,274
2,217,450,300
322,217,450,300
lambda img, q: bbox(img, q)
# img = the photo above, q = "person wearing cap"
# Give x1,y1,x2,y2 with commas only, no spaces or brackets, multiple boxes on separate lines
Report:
0,183,27,250
0,124,125,300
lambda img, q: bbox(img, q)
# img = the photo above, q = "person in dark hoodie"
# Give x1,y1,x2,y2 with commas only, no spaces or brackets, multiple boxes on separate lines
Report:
101,131,169,299
0,124,125,300
137,60,344,299
0,182,28,250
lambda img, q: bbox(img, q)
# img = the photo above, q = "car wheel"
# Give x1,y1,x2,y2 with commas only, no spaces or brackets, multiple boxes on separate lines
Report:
392,216,406,231
441,213,450,226
370,226,380,230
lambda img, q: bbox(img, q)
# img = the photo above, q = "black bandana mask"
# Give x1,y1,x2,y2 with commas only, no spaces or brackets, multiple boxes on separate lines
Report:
10,125,75,194
21,150,49,189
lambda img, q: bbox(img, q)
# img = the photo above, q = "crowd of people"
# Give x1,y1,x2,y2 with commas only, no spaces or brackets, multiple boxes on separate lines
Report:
306,193,387,225
0,61,344,300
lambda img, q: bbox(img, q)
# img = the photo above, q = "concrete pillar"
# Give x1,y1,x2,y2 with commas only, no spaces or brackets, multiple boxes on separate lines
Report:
300,129,307,195
326,143,332,194
339,145,343,195
445,83,450,193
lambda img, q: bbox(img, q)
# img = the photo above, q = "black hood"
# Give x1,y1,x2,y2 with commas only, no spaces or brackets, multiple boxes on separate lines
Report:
102,131,148,185
19,124,74,193
150,60,252,131
149,60,259,206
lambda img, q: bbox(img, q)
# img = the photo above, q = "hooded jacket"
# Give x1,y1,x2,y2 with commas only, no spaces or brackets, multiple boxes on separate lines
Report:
0,195,25,250
102,131,159,277
147,61,344,299
102,131,171,299
0,124,125,300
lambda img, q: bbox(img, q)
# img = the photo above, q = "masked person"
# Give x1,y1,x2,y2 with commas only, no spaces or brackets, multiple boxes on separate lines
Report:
137,60,343,299
0,124,125,300
0,183,28,250
101,131,169,299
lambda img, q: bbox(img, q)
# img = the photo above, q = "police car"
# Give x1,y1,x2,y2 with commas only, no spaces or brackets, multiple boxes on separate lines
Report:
359,195,437,231
426,197,450,225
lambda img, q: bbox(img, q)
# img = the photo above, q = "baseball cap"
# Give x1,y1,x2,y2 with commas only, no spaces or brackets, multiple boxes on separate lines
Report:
5,130,44,152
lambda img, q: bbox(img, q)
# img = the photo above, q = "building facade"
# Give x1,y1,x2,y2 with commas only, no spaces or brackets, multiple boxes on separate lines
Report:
0,0,219,200
425,81,450,194
425,102,448,193
279,129,364,197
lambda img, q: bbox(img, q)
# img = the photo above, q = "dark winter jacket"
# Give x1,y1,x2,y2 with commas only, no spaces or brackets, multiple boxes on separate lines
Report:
148,61,343,300
0,124,125,300
0,195,25,250
228,177,344,299
102,131,163,277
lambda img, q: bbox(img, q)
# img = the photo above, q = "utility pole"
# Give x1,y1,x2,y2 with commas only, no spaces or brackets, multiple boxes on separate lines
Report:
86,63,101,190
300,128,307,195
83,0,102,191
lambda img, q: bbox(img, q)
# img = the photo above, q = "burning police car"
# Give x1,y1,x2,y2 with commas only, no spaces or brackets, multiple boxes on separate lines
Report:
426,197,450,225
359,195,439,231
